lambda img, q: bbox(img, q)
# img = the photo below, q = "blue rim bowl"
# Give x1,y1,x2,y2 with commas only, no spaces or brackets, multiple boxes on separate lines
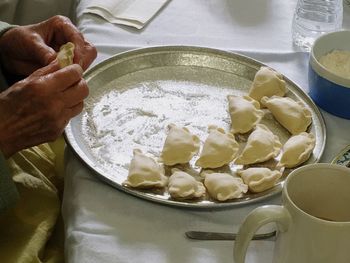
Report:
309,30,350,119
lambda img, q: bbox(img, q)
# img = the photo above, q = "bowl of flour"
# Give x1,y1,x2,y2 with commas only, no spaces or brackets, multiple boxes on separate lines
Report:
309,30,350,119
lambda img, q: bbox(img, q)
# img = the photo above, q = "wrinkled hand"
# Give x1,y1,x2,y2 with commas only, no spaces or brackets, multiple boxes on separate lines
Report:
0,62,88,158
0,15,97,76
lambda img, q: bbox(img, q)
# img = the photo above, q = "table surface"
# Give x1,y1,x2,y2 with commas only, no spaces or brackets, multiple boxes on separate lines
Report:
62,1,350,262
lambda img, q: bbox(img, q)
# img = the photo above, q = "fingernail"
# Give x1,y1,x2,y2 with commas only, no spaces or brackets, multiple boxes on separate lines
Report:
76,64,84,75
79,59,84,69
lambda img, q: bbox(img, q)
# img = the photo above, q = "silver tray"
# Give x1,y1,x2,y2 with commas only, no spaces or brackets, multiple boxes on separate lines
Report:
65,46,326,209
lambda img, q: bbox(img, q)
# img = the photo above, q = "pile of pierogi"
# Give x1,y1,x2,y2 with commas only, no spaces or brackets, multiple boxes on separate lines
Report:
123,67,316,202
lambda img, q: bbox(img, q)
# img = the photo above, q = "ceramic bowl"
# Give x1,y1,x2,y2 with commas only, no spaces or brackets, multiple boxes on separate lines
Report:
309,30,350,119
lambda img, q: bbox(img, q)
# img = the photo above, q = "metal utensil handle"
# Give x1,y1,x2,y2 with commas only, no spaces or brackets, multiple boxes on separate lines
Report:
185,230,276,241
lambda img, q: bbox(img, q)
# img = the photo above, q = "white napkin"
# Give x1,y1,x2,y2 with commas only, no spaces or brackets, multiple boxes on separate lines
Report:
83,0,170,29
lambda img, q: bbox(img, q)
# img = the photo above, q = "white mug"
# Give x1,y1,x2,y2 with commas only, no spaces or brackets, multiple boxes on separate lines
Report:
234,163,350,263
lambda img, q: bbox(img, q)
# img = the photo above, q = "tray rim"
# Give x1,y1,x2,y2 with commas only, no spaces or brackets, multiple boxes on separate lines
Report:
64,45,327,209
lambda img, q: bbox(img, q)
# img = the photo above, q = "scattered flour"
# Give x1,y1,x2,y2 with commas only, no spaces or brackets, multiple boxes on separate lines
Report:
319,49,350,79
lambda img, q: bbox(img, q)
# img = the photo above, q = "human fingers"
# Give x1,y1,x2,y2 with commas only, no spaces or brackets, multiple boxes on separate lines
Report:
43,64,84,92
59,24,97,70
46,16,85,61
27,31,57,66
8,26,56,66
24,126,66,149
0,69,81,156
30,59,61,77
36,103,85,142
78,39,97,70
67,102,85,119
19,105,71,145
44,16,97,70
12,55,60,76
2,59,44,76
61,79,89,108
0,26,56,76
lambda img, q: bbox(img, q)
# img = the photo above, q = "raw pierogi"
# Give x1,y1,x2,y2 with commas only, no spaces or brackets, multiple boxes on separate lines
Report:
203,171,248,201
124,149,167,189
278,132,316,168
237,167,282,193
227,95,264,134
160,124,200,165
261,96,312,135
57,42,75,68
235,124,282,165
168,169,205,200
195,126,239,168
249,66,287,102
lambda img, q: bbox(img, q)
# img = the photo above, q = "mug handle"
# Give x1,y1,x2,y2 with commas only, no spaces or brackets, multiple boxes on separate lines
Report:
233,205,291,263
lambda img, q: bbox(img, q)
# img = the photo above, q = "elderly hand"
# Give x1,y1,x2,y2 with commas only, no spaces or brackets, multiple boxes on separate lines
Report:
0,61,88,158
0,15,97,76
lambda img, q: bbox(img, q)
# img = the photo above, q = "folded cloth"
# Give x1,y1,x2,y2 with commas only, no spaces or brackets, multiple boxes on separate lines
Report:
83,0,170,29
0,139,65,263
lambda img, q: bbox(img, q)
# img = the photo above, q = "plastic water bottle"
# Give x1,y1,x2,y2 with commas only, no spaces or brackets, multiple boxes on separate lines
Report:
292,0,343,51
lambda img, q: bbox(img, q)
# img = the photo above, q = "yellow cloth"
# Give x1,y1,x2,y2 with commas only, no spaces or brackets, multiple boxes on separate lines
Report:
0,138,65,263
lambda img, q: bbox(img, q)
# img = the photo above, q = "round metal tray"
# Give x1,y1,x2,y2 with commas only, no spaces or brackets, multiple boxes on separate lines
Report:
65,46,326,209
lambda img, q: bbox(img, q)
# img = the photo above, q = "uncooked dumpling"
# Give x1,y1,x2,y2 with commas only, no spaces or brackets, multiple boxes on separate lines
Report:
168,169,205,200
248,66,287,102
123,149,167,189
203,171,248,201
160,124,200,165
235,124,282,165
195,126,239,168
237,167,282,193
57,42,75,68
261,96,312,135
278,132,315,168
227,95,264,134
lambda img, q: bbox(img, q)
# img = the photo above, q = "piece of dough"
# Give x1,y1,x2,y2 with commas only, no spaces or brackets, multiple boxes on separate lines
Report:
123,149,167,189
57,42,75,68
248,66,287,102
227,95,264,134
278,132,316,168
237,167,282,193
261,96,312,135
203,171,248,201
160,124,200,166
195,126,239,168
235,124,282,165
168,169,205,200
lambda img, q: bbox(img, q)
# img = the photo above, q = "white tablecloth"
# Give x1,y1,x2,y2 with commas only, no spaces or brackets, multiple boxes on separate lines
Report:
62,1,350,262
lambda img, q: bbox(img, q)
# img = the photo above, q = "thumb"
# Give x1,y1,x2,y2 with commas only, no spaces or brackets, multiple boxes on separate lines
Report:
31,38,57,66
